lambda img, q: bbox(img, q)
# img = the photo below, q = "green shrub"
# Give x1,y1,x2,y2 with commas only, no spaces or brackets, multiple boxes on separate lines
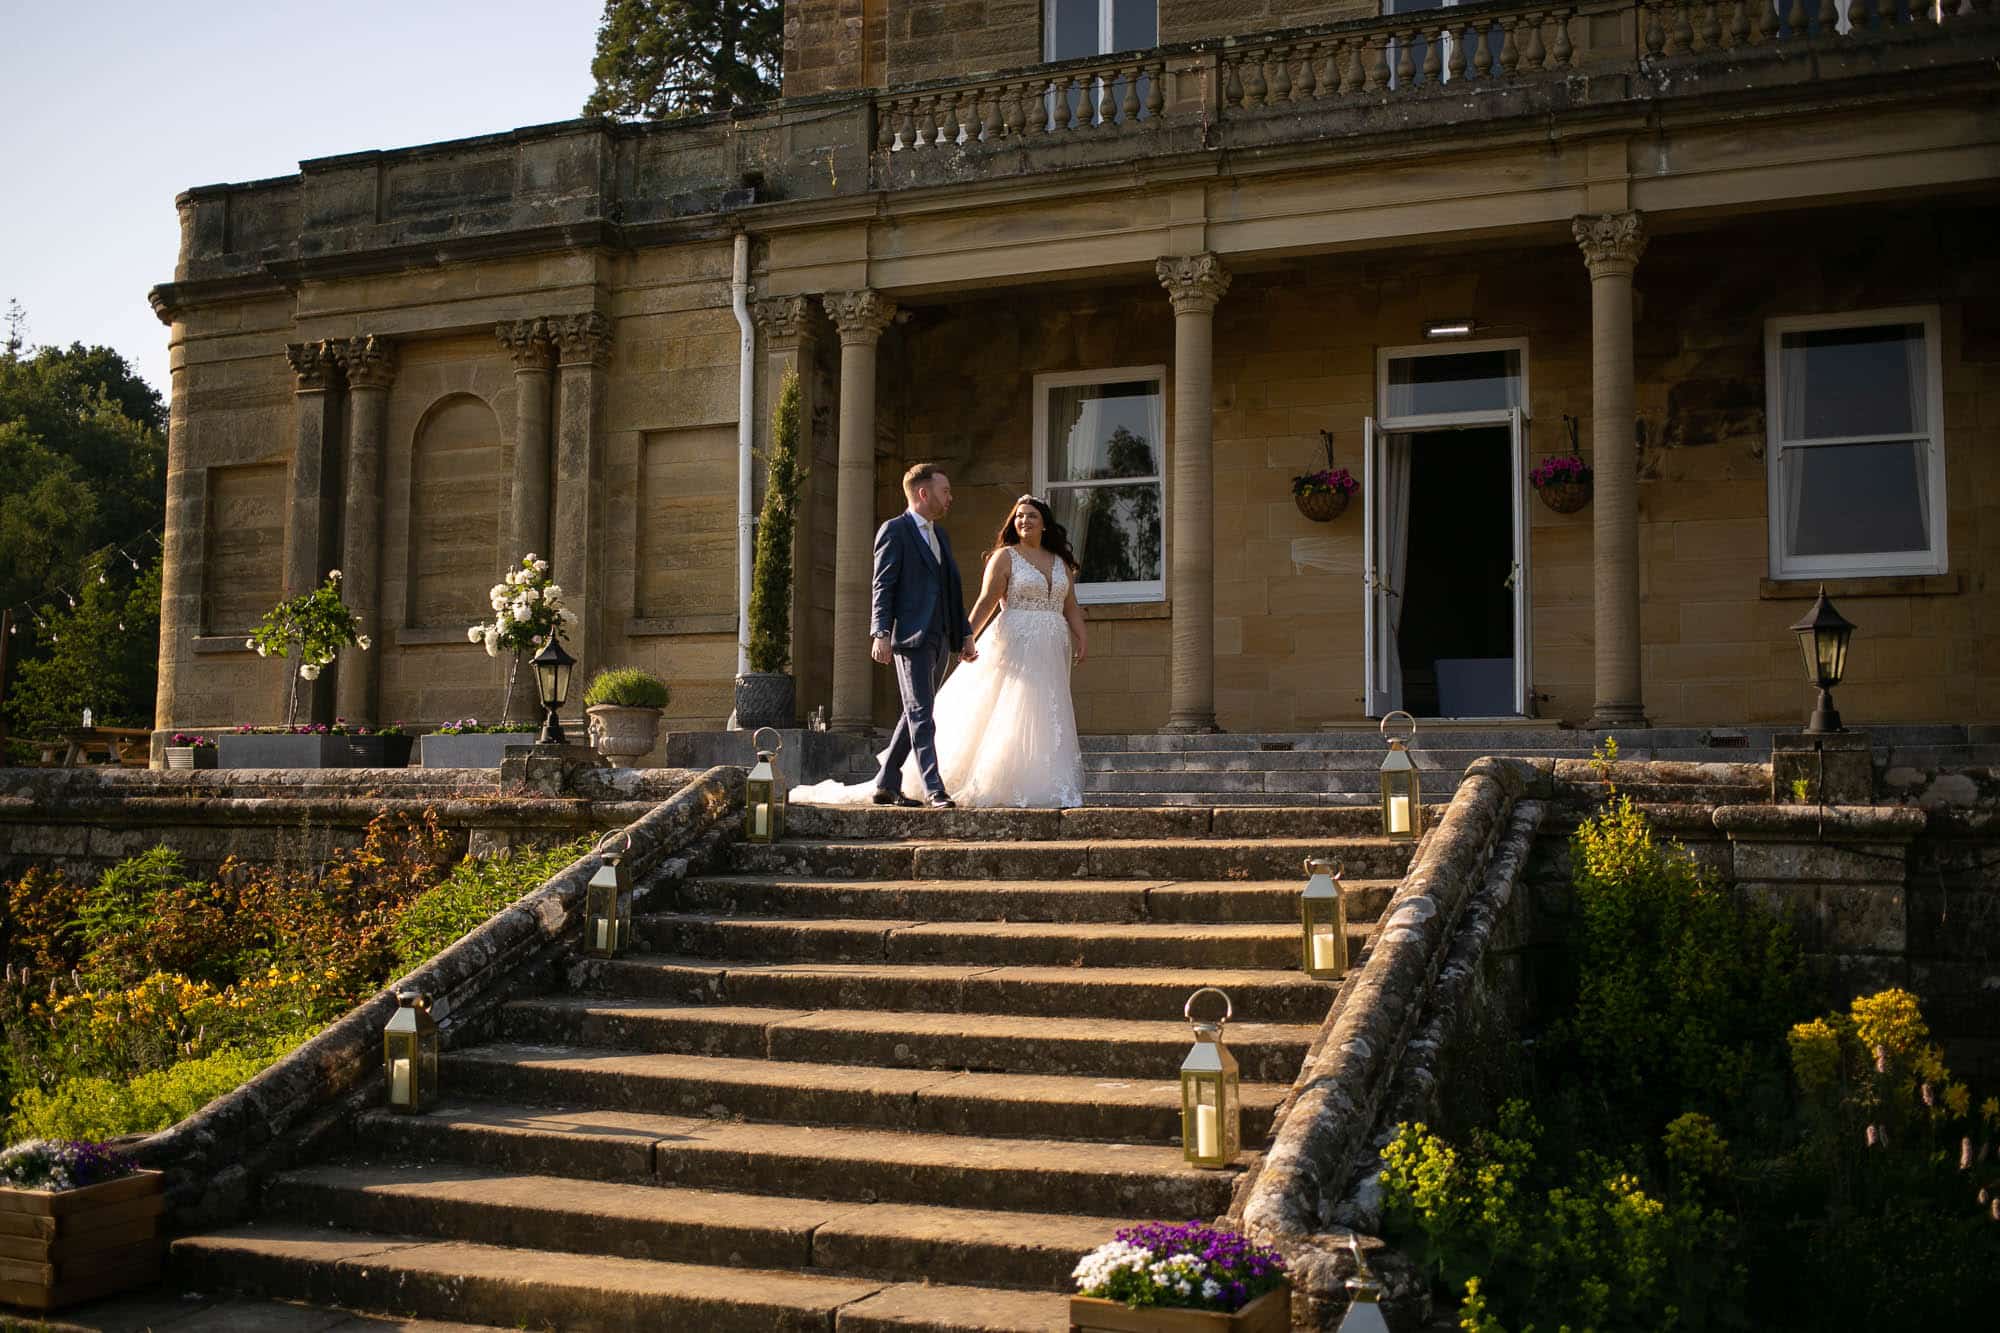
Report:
7,1031,307,1141
390,836,596,971
581,667,669,709
75,846,191,968
746,369,802,674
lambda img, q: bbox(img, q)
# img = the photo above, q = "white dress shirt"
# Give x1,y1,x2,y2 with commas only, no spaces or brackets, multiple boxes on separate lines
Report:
908,509,941,562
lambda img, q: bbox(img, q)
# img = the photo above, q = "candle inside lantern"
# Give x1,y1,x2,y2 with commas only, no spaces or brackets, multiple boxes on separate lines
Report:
754,803,769,838
1311,926,1337,972
390,1056,411,1103
1388,794,1411,834
1196,1102,1218,1158
594,919,610,951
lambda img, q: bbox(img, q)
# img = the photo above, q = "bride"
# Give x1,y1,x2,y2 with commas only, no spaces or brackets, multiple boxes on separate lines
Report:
793,495,1088,809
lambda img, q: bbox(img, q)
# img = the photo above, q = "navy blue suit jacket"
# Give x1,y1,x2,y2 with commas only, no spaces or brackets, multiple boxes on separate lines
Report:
871,512,971,653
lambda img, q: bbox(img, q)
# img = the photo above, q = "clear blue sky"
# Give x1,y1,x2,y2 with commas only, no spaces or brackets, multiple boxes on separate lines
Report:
0,2,602,396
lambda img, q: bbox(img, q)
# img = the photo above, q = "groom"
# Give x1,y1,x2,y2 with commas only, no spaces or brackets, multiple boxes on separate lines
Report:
869,462,976,808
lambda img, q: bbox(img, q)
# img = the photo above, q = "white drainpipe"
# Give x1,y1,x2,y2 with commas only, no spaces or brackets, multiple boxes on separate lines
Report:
732,232,754,680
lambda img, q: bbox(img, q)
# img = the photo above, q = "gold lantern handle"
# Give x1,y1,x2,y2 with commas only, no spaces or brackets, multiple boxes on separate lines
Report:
753,726,784,755
1184,986,1233,1028
1379,710,1416,747
593,829,634,861
1302,856,1344,879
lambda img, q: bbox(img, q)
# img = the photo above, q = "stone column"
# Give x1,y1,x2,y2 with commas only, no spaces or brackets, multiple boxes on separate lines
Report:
497,318,555,561
552,312,613,675
154,349,198,748
331,335,397,725
281,340,342,599
822,289,897,734
1574,211,1648,728
753,296,824,708
1156,253,1231,734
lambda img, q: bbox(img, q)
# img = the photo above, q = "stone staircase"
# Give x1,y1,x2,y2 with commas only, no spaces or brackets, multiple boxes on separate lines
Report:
170,804,1414,1330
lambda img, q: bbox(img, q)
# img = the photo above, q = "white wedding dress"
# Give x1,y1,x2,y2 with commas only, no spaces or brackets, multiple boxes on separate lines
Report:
791,546,1086,809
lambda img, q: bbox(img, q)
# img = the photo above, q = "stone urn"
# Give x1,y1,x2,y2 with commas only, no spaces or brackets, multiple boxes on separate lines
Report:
734,671,796,730
586,704,662,764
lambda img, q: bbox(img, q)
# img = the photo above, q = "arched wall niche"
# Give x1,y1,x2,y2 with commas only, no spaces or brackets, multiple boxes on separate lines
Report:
405,392,503,628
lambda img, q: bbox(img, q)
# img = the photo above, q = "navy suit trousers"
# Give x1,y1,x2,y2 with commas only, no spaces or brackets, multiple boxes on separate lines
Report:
875,632,950,799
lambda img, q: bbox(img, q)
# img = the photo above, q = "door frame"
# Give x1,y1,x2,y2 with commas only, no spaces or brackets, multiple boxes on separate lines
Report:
1365,339,1533,719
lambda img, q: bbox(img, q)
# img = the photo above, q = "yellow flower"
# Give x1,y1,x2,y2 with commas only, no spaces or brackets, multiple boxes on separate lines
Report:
1788,1017,1842,1093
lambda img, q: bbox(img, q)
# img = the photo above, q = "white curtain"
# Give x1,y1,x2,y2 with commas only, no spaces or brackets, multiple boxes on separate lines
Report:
1381,434,1414,712
1905,326,1930,543
1781,336,1813,558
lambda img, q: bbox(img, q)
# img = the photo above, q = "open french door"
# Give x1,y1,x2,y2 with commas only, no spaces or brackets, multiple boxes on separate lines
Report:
1362,416,1396,718
1509,406,1534,717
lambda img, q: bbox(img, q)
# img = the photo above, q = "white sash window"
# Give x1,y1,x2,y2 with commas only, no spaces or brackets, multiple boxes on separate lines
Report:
1033,368,1167,604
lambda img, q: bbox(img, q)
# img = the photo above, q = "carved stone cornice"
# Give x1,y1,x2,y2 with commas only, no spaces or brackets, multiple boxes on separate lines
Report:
1156,253,1232,316
284,340,341,393
1573,211,1647,276
496,318,555,372
333,334,398,390
552,312,613,367
823,290,897,345
752,295,817,346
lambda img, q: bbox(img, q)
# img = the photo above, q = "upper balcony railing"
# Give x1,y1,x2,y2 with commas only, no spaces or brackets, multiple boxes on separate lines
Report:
874,0,1994,153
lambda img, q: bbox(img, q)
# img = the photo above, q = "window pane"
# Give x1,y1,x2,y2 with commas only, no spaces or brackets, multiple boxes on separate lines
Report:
1386,350,1521,419
1046,0,1099,60
1779,323,1925,441
1046,379,1161,480
1781,440,1930,559
1112,0,1157,50
1051,482,1163,584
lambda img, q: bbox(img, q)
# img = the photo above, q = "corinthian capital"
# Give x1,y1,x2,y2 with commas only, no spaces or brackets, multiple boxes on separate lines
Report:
1157,253,1232,316
333,334,397,390
752,295,817,345
823,290,897,344
285,340,340,392
496,318,554,371
552,312,613,366
1573,212,1647,276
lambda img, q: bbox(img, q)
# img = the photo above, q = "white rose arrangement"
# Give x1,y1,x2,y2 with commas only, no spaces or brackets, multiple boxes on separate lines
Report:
245,570,369,725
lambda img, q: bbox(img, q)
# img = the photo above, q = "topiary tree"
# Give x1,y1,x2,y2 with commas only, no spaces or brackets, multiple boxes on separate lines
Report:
746,370,802,675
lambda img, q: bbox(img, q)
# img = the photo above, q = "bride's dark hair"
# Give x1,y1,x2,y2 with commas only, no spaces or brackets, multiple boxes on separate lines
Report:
993,495,1079,572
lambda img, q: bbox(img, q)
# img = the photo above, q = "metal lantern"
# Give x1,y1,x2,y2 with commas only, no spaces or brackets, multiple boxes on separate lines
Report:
1179,987,1241,1169
531,630,577,746
1302,856,1349,981
1788,585,1856,735
1337,1236,1392,1332
383,992,439,1114
585,832,634,958
1379,710,1422,840
744,726,786,843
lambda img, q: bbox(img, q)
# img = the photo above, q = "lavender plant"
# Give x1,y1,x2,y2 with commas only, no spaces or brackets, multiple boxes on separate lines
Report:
0,1137,136,1191
1072,1220,1287,1312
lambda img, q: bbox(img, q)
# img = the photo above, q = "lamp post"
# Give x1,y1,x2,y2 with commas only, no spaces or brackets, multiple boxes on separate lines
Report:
1378,710,1422,840
531,630,576,746
1788,585,1856,735
1301,857,1348,981
1179,987,1240,1169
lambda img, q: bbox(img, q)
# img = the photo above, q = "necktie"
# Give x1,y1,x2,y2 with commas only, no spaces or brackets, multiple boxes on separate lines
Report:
920,518,940,562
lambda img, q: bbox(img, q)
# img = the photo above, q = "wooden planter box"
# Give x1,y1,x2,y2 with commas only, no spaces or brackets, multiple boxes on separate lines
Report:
418,731,537,769
0,1170,164,1311
1069,1287,1290,1333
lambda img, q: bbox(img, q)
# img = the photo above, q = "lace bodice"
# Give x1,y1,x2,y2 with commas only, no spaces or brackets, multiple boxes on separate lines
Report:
1004,546,1069,615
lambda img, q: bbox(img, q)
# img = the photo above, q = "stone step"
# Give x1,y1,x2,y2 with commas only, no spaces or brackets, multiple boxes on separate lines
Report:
1079,791,1373,807
575,956,1344,1025
355,1102,1245,1216
727,836,1416,881
633,912,1358,971
670,875,1397,924
780,804,1385,840
172,1224,1069,1332
439,1043,1288,1143
497,997,1317,1082
266,1164,1124,1293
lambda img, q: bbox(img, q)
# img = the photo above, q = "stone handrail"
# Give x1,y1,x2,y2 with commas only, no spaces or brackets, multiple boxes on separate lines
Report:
129,765,744,1227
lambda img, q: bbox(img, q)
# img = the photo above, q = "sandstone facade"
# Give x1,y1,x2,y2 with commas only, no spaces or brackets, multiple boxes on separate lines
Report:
149,5,2000,747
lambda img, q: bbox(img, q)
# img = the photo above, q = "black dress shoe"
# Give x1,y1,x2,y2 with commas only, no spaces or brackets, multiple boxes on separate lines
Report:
929,795,957,809
871,789,920,807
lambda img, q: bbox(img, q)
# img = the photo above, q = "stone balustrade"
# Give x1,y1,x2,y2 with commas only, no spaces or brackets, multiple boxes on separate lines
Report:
1218,7,1578,109
1640,0,1989,56
875,59,1173,149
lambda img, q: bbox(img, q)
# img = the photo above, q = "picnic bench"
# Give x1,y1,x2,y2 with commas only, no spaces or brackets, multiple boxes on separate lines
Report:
36,726,152,767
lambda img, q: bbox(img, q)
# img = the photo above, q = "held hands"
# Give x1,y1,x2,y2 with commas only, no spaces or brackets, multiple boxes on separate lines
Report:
870,636,892,665
960,644,978,663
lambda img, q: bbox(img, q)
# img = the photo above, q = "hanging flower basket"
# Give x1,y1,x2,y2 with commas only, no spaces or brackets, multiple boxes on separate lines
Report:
1530,455,1592,514
1293,488,1350,523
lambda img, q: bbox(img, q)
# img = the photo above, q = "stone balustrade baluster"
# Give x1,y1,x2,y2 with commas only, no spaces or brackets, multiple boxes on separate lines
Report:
1051,75,1075,131
1731,0,1752,45
909,95,929,145
1296,45,1318,98
1909,0,1931,25
1271,47,1293,102
1499,17,1521,71
1338,40,1362,94
1244,54,1268,107
1672,1,1695,50
1448,24,1469,79
941,93,960,145
1097,73,1117,127
1816,0,1838,29
1366,38,1390,90
1421,28,1442,81
1023,81,1048,134
1121,67,1142,124
1473,22,1494,75
1145,63,1166,118
1552,8,1575,65
1786,0,1807,32
1524,11,1548,67
1701,0,1723,46
1223,57,1244,108
998,85,1019,137
1645,4,1667,53
876,103,895,151
1758,0,1782,39
1392,30,1413,86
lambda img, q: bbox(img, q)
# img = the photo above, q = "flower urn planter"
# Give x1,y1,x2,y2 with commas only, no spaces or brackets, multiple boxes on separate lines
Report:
418,731,537,769
0,1169,164,1311
164,746,218,770
587,704,663,764
734,672,796,730
1068,1287,1291,1333
1536,479,1591,514
1293,489,1350,523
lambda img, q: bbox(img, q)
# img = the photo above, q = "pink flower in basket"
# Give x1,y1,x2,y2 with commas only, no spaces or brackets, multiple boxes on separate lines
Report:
1530,455,1592,489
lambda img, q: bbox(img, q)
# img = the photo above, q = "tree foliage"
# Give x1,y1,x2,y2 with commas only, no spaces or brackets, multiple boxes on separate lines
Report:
747,369,802,674
582,0,782,121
